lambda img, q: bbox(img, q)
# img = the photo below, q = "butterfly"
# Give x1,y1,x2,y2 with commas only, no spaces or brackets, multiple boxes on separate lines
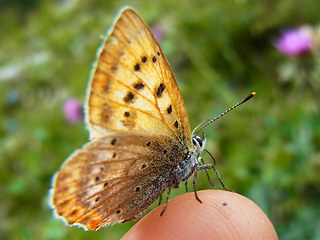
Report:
50,7,255,231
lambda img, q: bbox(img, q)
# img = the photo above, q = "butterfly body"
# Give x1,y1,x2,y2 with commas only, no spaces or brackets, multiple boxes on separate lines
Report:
51,7,209,230
176,136,206,182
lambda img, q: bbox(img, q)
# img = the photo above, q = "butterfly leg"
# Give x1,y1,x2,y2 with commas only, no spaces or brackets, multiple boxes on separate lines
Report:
199,157,216,188
158,194,162,206
193,163,202,203
197,164,233,192
160,170,181,216
160,185,172,216
121,212,143,224
184,180,188,192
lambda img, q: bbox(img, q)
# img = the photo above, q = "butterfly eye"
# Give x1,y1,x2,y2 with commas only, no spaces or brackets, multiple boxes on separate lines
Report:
192,139,196,146
192,136,203,147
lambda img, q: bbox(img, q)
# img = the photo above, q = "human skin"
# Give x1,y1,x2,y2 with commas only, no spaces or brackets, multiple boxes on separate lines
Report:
122,190,278,240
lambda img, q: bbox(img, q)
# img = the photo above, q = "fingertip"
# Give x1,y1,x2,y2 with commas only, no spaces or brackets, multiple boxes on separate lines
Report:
122,190,278,240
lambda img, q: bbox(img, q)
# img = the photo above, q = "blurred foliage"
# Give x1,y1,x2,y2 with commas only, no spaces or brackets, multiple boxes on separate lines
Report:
1,0,320,239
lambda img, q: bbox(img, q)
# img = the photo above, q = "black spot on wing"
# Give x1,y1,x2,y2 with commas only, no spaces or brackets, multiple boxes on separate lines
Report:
111,64,118,71
156,83,165,97
133,82,144,90
123,92,134,103
100,103,111,121
134,63,140,71
111,139,117,145
152,56,157,63
70,209,78,216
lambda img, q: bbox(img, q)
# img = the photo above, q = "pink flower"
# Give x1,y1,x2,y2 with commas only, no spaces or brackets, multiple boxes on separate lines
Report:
273,27,313,56
63,98,83,123
152,24,164,42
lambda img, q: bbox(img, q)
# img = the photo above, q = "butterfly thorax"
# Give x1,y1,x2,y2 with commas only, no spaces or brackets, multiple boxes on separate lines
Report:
175,135,206,183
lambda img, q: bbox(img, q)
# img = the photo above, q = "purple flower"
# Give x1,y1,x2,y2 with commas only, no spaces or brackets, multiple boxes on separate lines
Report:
63,98,83,123
152,24,164,42
273,27,313,56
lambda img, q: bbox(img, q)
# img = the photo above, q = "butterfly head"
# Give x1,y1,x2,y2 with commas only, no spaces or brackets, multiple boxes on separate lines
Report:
192,134,206,155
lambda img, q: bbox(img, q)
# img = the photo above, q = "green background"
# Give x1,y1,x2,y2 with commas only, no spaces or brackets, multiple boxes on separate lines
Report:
1,0,320,239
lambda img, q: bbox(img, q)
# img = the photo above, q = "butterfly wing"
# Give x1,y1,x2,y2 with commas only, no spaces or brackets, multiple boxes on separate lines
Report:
52,133,187,230
52,7,194,230
87,8,192,146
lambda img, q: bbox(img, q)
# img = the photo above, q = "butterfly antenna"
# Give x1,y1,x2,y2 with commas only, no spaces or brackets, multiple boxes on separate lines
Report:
194,92,256,135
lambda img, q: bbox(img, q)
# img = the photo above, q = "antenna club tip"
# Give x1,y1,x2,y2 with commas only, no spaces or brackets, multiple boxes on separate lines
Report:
251,92,256,96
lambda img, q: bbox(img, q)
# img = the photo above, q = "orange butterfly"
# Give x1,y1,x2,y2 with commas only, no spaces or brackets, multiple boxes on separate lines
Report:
50,7,255,230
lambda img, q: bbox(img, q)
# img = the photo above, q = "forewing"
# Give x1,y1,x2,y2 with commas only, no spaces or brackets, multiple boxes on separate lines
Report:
87,8,191,146
51,133,187,230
